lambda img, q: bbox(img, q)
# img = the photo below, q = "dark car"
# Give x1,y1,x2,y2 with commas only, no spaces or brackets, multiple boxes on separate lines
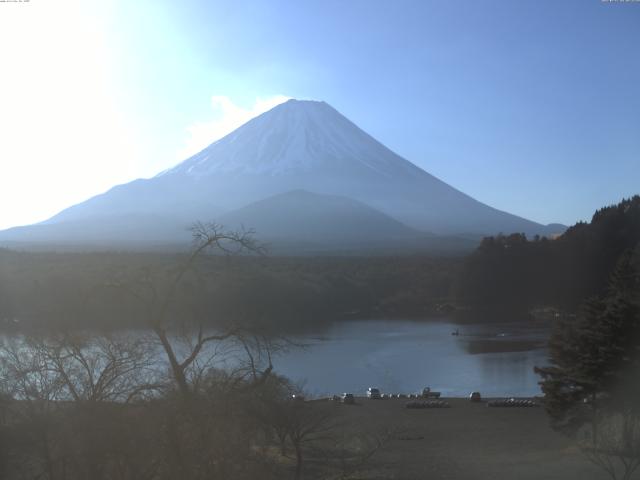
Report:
341,393,355,404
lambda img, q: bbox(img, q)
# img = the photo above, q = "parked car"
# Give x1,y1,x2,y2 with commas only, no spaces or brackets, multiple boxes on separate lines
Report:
341,393,355,404
469,391,482,402
367,387,381,399
421,387,441,398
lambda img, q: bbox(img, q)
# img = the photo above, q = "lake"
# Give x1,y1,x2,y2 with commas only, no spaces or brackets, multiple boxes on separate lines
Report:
271,319,550,398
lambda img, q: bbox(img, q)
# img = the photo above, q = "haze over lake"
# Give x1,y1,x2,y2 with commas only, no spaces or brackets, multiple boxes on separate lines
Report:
272,319,549,398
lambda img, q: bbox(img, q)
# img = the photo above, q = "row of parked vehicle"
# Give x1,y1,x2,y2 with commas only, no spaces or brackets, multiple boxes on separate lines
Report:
332,390,536,407
366,387,442,400
334,387,443,404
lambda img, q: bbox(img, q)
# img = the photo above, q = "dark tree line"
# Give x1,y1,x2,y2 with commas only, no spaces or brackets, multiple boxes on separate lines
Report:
0,249,460,333
457,196,640,314
535,247,640,479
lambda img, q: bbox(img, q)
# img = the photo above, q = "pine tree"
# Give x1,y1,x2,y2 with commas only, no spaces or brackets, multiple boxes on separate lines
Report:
535,248,640,437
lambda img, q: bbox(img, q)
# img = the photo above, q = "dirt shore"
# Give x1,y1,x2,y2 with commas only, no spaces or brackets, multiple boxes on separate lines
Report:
324,397,608,480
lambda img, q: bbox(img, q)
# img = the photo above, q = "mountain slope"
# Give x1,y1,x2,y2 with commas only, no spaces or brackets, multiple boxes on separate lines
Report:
0,99,564,250
154,99,560,236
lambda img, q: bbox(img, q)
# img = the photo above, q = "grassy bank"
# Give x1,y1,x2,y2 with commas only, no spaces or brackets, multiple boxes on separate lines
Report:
318,397,607,479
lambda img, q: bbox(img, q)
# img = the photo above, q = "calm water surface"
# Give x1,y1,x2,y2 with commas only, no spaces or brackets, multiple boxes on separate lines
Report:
273,319,550,398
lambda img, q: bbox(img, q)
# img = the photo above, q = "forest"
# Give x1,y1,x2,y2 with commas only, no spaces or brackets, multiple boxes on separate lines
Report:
457,196,640,315
0,245,460,333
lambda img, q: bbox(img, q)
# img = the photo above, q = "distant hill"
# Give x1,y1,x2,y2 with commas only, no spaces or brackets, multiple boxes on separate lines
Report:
0,99,564,251
219,189,420,242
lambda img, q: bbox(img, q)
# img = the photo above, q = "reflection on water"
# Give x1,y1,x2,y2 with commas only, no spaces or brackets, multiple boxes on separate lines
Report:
273,319,549,398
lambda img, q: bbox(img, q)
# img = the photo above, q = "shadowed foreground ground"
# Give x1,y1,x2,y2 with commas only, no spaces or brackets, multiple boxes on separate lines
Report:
324,397,607,480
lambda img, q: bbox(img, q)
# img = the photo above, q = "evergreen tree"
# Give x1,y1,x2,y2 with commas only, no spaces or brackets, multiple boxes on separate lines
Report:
535,249,640,437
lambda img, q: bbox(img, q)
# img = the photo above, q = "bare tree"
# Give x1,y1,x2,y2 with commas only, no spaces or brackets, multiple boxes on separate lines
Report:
0,335,66,480
579,410,640,480
285,401,337,480
245,374,300,456
107,222,271,398
44,333,159,403
320,426,392,480
90,223,288,479
0,331,166,480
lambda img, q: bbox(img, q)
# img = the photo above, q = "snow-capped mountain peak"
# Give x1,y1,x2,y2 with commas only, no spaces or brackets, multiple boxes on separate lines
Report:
160,99,421,179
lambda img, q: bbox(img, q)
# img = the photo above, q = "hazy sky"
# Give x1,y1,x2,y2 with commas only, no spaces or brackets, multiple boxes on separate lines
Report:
0,0,638,230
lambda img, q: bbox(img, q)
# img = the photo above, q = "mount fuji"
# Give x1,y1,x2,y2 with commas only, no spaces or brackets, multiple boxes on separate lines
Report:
0,99,563,252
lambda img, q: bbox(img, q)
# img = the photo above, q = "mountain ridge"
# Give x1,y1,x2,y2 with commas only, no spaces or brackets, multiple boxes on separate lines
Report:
0,99,565,251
